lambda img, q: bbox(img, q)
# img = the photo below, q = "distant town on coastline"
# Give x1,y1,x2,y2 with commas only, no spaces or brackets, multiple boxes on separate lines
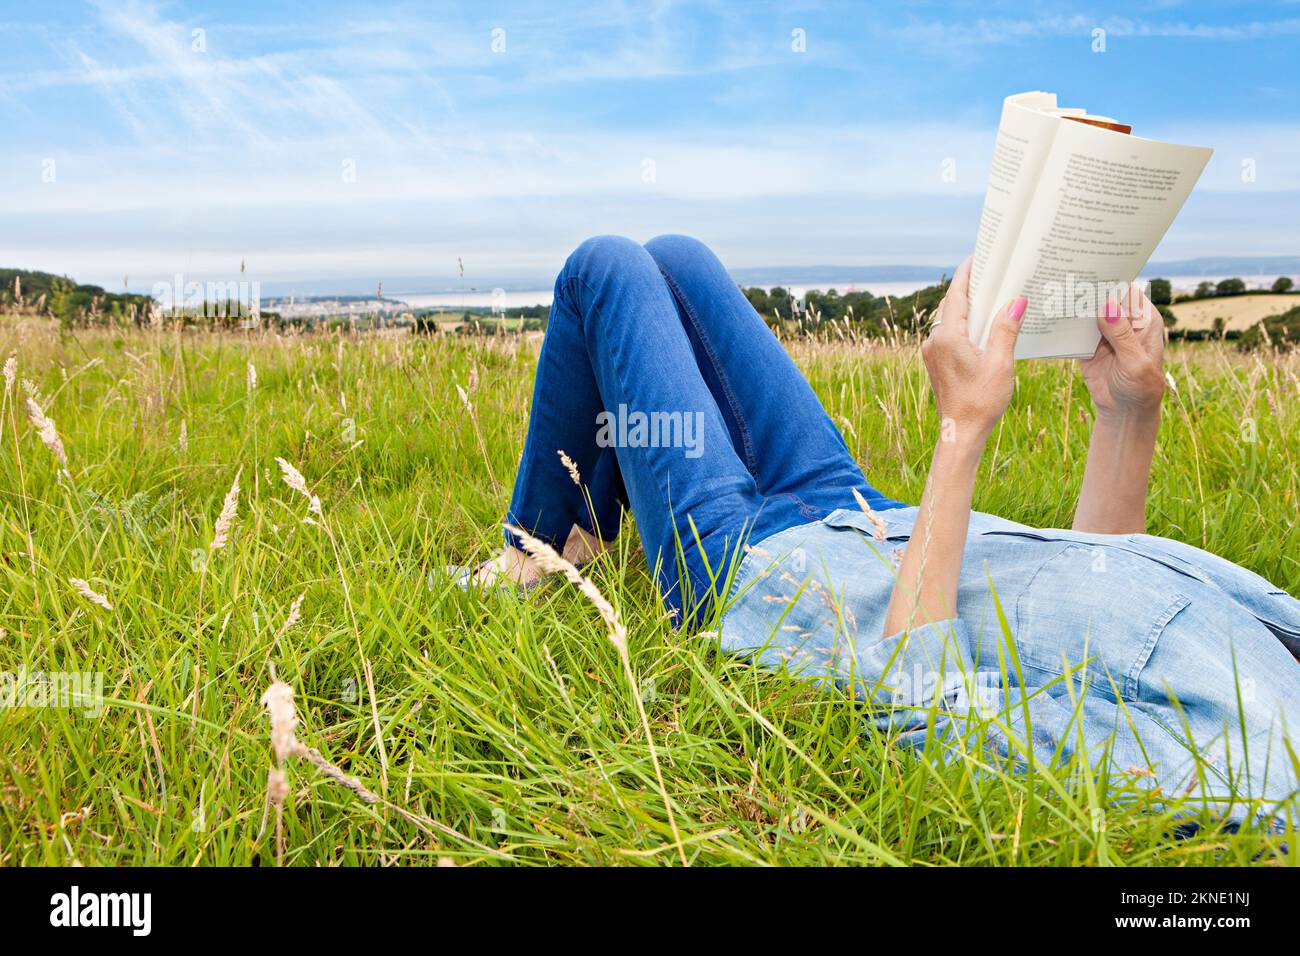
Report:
3,255,1298,352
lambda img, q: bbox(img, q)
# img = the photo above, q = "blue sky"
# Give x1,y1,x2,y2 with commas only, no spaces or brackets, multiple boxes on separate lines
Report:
1,0,1297,290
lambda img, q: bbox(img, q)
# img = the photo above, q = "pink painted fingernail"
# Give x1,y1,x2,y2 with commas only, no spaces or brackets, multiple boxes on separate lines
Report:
1008,297,1028,321
1104,300,1121,323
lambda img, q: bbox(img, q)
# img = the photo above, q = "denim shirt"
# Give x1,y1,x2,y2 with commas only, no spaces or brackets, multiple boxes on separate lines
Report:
721,506,1300,708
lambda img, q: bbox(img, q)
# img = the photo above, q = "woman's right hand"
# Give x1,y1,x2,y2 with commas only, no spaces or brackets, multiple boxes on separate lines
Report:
1079,283,1166,421
921,257,1027,446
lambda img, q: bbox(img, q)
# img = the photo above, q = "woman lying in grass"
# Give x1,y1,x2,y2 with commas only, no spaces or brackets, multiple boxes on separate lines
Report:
467,234,1300,826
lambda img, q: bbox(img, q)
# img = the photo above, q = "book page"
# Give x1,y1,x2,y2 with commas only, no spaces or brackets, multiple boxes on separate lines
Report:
966,92,1063,345
984,121,1212,359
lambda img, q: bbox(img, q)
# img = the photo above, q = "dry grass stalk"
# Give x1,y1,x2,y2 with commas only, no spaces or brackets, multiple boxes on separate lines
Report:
274,456,386,789
209,469,241,551
274,592,305,641
904,470,938,635
258,679,507,863
504,523,625,651
260,680,294,863
25,395,67,465
2,352,36,577
262,680,297,763
69,578,111,611
850,487,887,540
503,523,688,866
194,468,242,714
275,456,322,515
457,381,498,487
557,449,581,485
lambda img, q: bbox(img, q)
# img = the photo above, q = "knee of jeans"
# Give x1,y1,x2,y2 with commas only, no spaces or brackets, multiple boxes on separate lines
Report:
564,235,646,285
644,234,716,276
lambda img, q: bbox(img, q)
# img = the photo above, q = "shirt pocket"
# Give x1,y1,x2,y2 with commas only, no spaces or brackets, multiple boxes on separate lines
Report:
1013,544,1191,702
821,507,916,542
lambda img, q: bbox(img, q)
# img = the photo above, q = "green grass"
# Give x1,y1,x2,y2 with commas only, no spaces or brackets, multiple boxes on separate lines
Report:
1,316,1297,866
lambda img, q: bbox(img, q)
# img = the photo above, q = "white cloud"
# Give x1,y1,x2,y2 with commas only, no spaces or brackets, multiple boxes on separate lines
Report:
5,115,1296,223
884,14,1300,47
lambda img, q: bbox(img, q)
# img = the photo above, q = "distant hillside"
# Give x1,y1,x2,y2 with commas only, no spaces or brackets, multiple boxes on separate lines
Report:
1,267,154,325
1142,255,1300,277
730,265,953,287
732,256,1300,289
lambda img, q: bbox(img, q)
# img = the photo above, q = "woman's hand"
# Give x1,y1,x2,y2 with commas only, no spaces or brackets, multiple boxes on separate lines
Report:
921,257,1027,446
1072,283,1165,534
1079,283,1166,420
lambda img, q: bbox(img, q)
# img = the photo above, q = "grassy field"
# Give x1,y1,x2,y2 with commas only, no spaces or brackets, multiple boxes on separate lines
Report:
1169,293,1299,332
1,315,1298,867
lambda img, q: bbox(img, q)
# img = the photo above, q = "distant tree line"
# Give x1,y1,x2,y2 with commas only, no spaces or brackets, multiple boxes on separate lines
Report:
741,281,950,335
0,267,284,329
1151,275,1296,305
411,304,549,335
406,284,953,338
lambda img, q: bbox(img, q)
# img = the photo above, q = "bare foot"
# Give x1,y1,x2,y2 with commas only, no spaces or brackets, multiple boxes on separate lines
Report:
473,524,615,586
561,523,614,565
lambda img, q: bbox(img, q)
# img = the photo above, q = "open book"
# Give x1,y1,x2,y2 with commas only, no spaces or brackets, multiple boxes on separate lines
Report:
967,91,1213,359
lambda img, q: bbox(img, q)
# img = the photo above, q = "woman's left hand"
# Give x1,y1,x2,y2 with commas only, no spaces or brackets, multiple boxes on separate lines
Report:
1079,283,1166,420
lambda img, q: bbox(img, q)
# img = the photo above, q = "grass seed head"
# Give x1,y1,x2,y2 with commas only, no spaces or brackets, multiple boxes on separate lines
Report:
260,680,299,765
25,396,67,466
504,522,626,653
69,578,112,611
275,457,322,514
558,449,581,485
267,768,289,808
275,592,305,640
210,469,241,551
850,487,887,541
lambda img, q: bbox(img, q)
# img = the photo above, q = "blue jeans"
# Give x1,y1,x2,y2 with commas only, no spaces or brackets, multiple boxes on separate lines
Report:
505,235,905,621
505,235,1300,823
